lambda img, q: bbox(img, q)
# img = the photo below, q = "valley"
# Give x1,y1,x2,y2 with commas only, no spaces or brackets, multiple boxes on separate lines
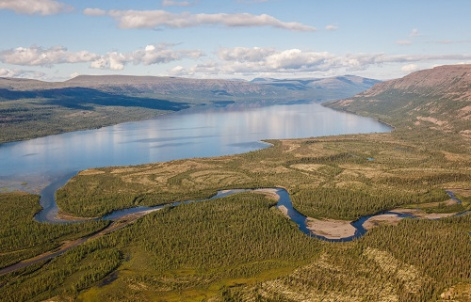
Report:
0,65,471,301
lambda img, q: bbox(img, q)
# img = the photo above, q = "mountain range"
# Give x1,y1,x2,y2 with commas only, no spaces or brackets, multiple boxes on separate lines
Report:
0,74,379,104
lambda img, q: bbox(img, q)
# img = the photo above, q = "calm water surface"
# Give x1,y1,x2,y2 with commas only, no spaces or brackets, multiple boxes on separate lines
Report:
0,102,390,192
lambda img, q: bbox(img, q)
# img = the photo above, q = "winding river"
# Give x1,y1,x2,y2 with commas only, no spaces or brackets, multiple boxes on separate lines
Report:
0,187,465,276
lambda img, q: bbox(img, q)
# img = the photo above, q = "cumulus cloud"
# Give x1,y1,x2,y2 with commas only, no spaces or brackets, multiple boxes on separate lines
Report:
219,47,333,71
401,64,419,73
218,47,276,62
0,46,99,66
162,0,194,7
0,68,46,79
0,0,70,15
90,44,204,70
0,68,17,77
172,47,471,78
180,47,335,76
83,8,106,16
84,9,316,31
0,44,203,71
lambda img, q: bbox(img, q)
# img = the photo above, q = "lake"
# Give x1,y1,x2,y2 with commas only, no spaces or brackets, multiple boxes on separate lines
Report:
0,101,391,192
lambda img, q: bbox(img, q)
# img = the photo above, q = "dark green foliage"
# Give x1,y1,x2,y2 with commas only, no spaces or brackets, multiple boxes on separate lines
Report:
0,193,108,269
291,188,448,220
360,216,471,301
0,193,321,301
123,194,319,273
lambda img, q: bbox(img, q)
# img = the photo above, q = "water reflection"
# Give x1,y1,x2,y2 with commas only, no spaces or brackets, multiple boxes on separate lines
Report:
0,102,391,191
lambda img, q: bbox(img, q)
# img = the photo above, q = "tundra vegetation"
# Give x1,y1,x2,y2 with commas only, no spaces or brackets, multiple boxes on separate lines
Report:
1,66,471,301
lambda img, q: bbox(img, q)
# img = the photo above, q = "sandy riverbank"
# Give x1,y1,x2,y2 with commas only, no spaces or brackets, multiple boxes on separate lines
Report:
305,217,356,239
363,214,403,230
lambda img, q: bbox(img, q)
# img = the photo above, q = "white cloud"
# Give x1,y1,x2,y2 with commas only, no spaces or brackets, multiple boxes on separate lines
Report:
174,47,471,78
69,72,81,79
90,52,127,70
83,8,106,16
86,9,316,31
218,47,276,62
0,68,46,79
0,0,70,15
401,64,419,73
219,47,333,71
162,0,194,7
132,44,203,65
325,25,338,31
0,46,99,66
0,68,16,77
0,44,203,71
90,44,204,70
184,47,335,76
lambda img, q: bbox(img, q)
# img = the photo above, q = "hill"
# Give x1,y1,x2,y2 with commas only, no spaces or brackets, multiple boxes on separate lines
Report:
327,65,471,139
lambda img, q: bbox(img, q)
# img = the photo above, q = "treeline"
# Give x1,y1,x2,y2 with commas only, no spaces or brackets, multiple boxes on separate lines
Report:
0,240,121,301
222,215,471,302
0,193,322,301
290,188,448,220
0,192,108,269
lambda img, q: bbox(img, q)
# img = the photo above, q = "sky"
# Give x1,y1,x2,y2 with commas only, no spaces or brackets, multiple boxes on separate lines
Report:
0,0,470,82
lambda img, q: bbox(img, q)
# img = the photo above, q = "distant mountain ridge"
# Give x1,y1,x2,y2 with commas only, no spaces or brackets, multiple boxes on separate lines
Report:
327,64,471,138
0,74,379,103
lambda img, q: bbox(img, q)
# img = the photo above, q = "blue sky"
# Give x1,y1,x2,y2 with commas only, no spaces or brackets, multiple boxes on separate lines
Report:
1,0,470,81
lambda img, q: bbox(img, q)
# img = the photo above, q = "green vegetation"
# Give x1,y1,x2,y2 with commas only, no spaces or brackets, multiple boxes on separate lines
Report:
57,132,470,220
224,215,471,302
47,129,470,300
291,187,449,220
1,193,321,301
0,192,108,269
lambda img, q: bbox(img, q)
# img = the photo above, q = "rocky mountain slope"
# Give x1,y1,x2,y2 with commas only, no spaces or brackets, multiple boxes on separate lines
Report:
327,64,471,138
